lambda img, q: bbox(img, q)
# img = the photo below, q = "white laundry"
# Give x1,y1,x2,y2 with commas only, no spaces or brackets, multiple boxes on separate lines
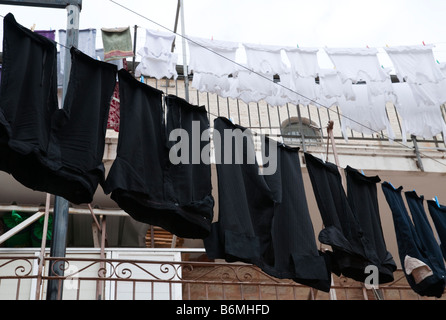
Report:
384,44,446,84
284,47,320,78
338,84,395,141
188,37,239,76
325,47,393,101
232,68,275,104
392,82,446,143
318,68,355,104
138,28,176,60
325,47,389,83
191,72,232,95
59,28,97,76
290,75,319,106
243,43,287,76
135,53,178,80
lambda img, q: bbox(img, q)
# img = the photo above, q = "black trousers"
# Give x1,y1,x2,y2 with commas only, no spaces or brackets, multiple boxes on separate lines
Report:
427,200,446,261
382,182,445,298
0,13,117,204
204,118,331,292
345,166,397,283
104,71,214,239
304,152,393,283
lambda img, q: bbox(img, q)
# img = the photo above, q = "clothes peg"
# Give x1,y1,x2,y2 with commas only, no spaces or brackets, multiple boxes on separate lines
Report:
30,23,36,32
387,182,397,190
422,41,426,46
140,76,144,83
435,196,440,208
361,169,365,175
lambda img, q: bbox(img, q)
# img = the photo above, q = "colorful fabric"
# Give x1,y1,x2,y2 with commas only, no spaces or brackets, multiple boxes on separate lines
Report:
101,27,134,61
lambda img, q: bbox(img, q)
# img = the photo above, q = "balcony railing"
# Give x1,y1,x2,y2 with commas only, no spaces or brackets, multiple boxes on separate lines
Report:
0,248,444,300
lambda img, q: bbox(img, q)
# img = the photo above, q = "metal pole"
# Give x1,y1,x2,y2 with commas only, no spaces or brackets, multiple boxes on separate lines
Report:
47,3,80,300
179,0,189,102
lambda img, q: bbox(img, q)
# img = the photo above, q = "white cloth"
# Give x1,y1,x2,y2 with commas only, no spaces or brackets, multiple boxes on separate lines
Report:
135,53,178,80
338,84,395,141
325,47,393,101
232,68,275,104
188,37,239,76
325,47,389,83
284,47,320,78
136,28,178,80
392,82,446,143
138,28,176,59
318,68,355,105
188,37,239,96
243,43,287,76
404,255,434,284
384,45,446,84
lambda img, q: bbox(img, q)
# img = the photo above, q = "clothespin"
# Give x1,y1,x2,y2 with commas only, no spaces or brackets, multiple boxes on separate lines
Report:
361,169,365,175
297,43,299,48
386,44,389,47
30,23,36,32
422,41,426,46
437,60,441,64
366,45,369,49
388,182,397,190
140,76,144,83
435,196,440,208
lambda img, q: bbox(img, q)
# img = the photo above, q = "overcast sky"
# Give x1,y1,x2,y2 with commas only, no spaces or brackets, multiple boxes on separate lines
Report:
1,0,446,69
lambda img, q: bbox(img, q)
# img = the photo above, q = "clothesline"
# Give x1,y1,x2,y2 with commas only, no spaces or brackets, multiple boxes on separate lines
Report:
1,9,446,173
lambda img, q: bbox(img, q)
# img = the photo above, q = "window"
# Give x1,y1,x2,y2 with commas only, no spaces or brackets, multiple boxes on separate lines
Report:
281,117,320,147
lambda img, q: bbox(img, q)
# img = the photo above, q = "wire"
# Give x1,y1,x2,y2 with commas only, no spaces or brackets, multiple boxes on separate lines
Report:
107,0,446,171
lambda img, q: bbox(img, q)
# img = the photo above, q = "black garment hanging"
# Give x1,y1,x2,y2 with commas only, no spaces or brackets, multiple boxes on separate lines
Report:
304,152,374,283
345,166,397,283
103,70,214,239
263,140,331,292
427,200,446,261
204,118,331,292
0,13,118,204
0,13,59,175
381,182,445,298
204,117,275,263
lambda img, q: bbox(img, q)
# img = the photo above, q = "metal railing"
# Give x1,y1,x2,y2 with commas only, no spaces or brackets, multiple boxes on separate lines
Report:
0,251,444,300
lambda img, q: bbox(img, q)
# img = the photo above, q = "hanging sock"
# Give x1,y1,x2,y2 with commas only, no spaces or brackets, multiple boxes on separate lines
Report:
101,26,134,61
381,183,446,298
103,70,214,239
